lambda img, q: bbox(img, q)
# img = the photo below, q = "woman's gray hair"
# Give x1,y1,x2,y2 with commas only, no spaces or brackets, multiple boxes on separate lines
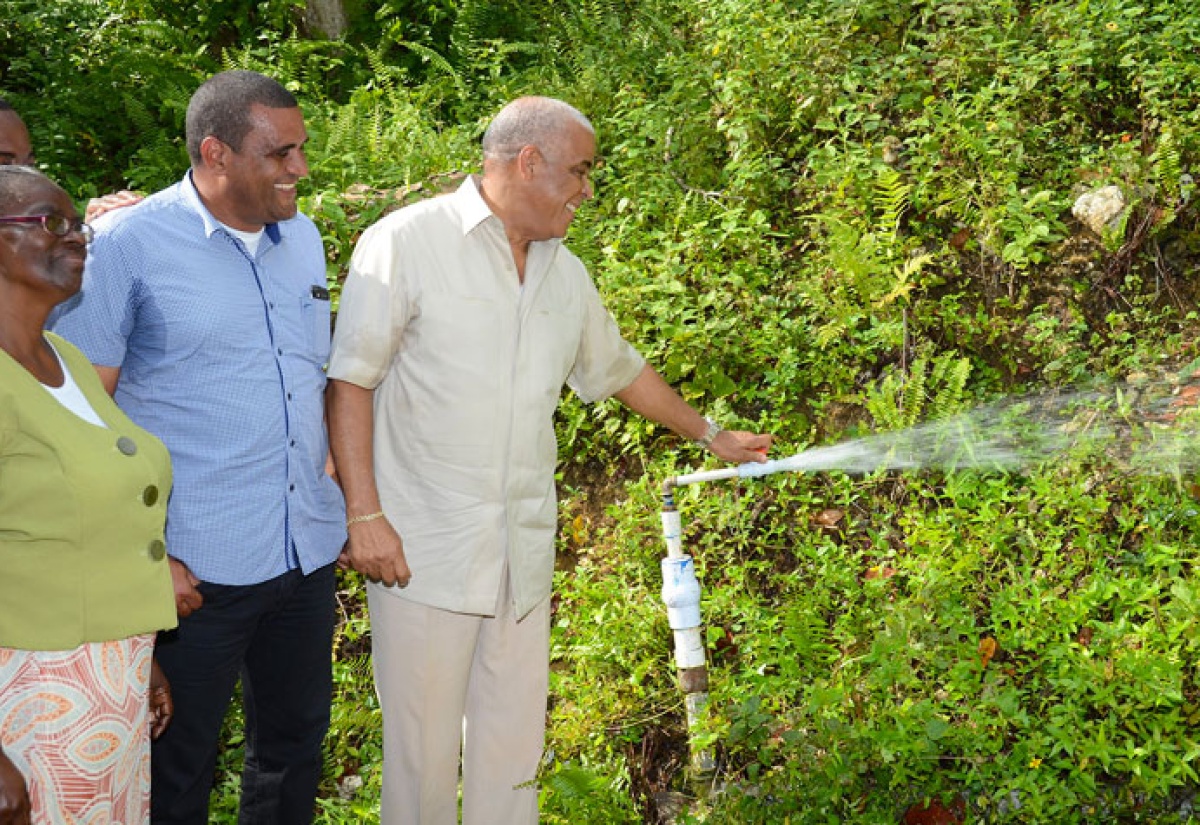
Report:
482,97,593,161
0,165,53,212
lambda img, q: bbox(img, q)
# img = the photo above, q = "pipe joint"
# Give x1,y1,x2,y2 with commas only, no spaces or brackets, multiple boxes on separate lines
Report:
678,665,709,694
661,556,702,629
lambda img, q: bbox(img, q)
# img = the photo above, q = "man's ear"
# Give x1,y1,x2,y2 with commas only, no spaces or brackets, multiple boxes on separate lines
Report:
198,135,230,172
516,144,540,180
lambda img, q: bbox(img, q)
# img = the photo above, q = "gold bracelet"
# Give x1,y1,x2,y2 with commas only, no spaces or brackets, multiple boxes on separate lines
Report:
346,511,385,527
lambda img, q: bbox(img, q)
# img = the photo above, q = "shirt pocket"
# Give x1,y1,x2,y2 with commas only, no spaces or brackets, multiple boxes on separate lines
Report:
526,306,580,390
299,294,333,366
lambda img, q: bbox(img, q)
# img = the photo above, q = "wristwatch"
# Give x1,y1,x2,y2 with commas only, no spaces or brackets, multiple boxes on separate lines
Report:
695,416,723,450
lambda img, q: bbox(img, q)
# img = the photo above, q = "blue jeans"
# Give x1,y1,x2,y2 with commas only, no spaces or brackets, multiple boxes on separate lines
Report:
150,564,336,825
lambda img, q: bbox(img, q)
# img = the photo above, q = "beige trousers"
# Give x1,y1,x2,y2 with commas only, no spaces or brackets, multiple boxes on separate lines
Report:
368,576,551,825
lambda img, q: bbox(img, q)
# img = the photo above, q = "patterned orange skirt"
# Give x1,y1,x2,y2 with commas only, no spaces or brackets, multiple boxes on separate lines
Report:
0,635,154,825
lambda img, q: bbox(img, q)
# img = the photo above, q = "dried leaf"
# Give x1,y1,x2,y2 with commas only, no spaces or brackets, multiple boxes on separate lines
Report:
814,508,845,528
978,637,999,669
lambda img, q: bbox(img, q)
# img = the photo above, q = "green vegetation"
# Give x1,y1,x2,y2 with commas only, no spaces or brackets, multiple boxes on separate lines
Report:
6,0,1200,820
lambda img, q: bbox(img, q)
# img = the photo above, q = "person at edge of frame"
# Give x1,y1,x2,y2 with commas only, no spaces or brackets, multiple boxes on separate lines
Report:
0,96,142,222
0,165,176,825
51,70,346,825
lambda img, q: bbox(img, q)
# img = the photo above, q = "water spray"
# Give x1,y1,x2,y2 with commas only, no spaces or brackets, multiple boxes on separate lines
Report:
655,375,1200,792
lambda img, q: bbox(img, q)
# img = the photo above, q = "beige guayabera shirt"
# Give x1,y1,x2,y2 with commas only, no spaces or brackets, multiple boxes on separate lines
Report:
328,177,645,618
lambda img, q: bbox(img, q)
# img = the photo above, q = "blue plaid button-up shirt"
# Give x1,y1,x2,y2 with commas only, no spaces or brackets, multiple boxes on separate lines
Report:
53,173,346,585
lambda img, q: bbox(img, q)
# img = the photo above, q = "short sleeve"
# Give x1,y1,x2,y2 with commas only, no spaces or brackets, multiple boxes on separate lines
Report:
566,271,645,403
328,216,412,390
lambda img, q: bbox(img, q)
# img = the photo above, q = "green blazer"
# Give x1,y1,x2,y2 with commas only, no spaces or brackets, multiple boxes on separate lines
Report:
0,332,176,650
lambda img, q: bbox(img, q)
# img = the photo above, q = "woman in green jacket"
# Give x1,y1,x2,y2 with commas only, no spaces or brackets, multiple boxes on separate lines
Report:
0,166,177,825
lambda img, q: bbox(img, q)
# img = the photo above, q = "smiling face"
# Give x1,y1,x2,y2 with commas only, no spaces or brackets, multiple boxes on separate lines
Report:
203,104,309,231
0,172,87,300
517,120,596,241
0,110,35,167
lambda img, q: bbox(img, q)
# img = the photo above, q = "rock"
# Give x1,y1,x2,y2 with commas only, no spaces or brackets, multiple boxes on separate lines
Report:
1072,185,1126,235
337,773,363,800
882,135,905,167
653,790,690,824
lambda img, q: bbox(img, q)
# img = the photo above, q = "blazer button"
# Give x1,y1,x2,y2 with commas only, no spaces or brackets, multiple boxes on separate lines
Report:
147,539,166,561
143,485,159,506
117,436,138,456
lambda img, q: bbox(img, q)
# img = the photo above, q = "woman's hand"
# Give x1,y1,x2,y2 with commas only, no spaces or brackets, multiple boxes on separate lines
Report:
0,750,30,825
168,558,203,618
148,657,174,740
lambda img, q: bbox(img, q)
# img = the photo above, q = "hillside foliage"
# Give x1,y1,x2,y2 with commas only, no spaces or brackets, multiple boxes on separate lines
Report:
5,0,1200,821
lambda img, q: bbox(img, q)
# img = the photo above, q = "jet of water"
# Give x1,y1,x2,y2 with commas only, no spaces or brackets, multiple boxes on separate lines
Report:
678,376,1200,488
768,387,1116,475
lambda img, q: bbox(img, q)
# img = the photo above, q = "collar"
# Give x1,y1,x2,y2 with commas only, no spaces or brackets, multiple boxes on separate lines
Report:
455,175,494,237
453,175,562,254
182,170,283,245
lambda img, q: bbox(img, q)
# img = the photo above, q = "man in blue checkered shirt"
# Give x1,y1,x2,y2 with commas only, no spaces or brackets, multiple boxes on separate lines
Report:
53,70,346,825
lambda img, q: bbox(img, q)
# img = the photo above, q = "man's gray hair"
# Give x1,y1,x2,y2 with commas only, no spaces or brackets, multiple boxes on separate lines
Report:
185,70,298,164
482,97,593,161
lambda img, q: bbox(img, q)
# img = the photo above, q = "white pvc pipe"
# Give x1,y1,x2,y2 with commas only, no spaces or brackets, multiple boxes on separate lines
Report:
659,493,715,781
668,455,813,489
658,455,812,787
660,509,685,559
668,466,741,487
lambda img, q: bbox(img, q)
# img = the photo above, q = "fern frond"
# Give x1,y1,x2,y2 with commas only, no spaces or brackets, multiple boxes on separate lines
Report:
929,355,972,419
543,766,609,798
900,357,929,425
873,166,911,237
876,251,933,307
865,369,906,431
397,40,467,99
1151,125,1183,204
866,354,971,432
814,319,848,351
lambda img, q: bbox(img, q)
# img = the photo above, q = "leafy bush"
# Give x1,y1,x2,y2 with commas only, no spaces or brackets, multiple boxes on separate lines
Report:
9,0,1200,821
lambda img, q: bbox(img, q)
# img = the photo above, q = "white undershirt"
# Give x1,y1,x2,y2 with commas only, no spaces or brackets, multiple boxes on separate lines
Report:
223,223,265,256
40,341,107,428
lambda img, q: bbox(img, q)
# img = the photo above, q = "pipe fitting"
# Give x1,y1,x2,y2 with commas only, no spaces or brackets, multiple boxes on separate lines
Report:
661,556,702,629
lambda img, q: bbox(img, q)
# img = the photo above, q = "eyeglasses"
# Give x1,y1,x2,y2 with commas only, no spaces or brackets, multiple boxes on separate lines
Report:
0,214,94,243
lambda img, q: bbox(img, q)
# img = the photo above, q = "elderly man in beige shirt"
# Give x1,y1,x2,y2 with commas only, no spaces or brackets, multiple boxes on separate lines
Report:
327,96,771,825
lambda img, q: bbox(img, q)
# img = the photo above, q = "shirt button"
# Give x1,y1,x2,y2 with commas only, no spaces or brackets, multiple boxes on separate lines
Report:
290,440,296,448
277,348,284,355
117,436,138,456
142,485,159,506
147,539,166,561
289,484,295,492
